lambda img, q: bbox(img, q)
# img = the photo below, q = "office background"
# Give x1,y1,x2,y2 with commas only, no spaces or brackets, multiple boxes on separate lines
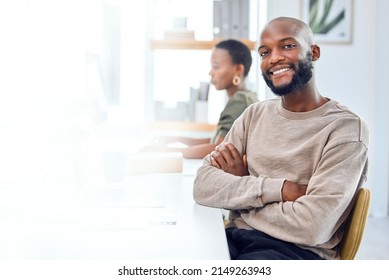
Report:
0,0,387,222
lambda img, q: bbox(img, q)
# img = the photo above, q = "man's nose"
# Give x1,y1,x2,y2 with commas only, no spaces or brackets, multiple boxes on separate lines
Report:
268,49,285,64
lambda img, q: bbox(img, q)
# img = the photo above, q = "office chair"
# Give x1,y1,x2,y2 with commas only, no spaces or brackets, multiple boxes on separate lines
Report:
338,187,371,260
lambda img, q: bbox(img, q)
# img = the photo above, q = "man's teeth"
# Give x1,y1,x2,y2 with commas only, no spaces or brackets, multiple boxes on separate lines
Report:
272,68,290,75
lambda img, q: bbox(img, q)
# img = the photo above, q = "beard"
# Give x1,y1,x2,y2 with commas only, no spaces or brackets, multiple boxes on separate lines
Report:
262,52,313,96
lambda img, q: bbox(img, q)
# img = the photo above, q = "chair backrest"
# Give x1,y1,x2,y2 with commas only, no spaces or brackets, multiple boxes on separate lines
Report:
338,187,371,260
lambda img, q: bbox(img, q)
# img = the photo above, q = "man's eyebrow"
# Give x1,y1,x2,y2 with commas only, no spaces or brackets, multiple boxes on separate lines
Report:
279,37,298,43
258,45,266,50
258,37,298,50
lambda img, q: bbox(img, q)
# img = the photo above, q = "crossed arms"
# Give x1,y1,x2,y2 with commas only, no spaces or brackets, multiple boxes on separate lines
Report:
210,142,307,202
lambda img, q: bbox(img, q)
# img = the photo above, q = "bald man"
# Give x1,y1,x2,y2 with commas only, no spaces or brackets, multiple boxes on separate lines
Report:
193,17,369,260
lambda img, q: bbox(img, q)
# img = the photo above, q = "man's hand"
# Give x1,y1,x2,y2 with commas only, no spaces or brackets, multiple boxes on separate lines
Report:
210,143,249,176
282,180,307,201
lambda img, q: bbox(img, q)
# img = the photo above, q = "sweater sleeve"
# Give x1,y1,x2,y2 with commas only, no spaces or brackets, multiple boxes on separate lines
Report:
193,156,285,209
193,110,285,210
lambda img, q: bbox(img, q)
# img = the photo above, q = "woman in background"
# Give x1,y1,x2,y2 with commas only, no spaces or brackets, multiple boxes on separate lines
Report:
146,39,258,159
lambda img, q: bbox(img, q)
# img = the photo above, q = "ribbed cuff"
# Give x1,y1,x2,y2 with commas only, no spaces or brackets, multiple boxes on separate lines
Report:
261,178,285,204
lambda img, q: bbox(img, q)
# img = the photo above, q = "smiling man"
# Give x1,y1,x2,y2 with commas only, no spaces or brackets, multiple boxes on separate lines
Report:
193,17,369,260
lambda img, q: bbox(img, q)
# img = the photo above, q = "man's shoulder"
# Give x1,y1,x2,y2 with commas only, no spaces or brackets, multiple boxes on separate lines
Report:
328,100,369,144
329,100,367,126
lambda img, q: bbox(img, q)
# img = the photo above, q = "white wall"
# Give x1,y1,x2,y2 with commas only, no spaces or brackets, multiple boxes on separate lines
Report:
370,0,389,217
264,0,389,217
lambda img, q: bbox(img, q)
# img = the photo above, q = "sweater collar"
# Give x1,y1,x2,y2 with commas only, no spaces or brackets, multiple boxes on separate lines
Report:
276,99,336,120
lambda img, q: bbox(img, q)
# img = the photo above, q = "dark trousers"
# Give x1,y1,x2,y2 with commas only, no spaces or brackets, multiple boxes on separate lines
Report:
226,227,323,260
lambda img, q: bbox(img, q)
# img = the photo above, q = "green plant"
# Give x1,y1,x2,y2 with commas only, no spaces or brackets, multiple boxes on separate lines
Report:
309,0,345,34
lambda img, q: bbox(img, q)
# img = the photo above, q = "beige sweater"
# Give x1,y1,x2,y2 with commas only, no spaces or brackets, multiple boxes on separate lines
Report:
193,98,369,259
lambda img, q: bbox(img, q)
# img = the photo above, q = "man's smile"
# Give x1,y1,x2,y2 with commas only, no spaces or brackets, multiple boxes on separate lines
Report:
271,67,291,75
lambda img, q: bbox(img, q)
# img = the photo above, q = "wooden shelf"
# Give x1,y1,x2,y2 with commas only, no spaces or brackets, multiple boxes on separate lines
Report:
150,39,257,50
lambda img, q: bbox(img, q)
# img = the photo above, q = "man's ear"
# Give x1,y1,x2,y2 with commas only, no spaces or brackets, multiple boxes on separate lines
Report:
311,44,320,61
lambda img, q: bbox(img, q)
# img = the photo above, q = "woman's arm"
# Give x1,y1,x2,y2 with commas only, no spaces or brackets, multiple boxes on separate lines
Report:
154,136,211,146
164,136,225,159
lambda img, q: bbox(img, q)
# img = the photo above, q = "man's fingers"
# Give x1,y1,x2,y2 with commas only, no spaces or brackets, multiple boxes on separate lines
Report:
211,143,249,177
243,154,248,168
211,150,226,168
210,154,221,169
225,143,241,160
216,143,234,163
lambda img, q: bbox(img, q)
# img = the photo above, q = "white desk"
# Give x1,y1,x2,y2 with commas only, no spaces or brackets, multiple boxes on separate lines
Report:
0,159,230,260
183,158,205,176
